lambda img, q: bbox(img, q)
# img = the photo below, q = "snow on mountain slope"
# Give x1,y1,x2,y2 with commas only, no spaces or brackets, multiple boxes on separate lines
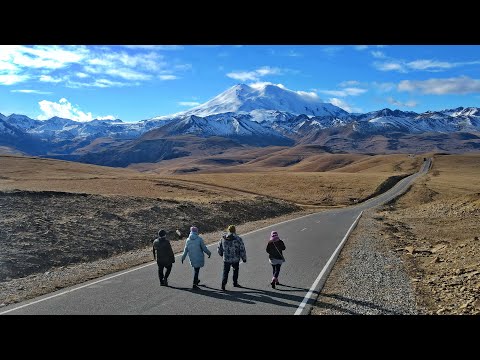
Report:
153,83,349,121
155,113,292,144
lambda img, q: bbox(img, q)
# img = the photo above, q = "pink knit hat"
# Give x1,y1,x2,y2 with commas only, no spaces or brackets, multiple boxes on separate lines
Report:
190,226,198,234
270,231,279,241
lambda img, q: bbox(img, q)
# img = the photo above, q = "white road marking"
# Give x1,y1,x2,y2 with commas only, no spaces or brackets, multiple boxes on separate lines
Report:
294,211,363,315
0,262,154,315
300,228,307,232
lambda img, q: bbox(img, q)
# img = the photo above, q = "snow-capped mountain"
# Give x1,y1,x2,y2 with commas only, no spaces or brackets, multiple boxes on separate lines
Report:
352,107,480,134
2,82,480,164
153,83,348,121
150,113,293,146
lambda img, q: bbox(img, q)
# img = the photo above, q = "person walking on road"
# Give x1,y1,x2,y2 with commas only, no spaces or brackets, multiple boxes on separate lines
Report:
181,226,211,289
266,230,286,289
152,229,175,286
217,225,247,291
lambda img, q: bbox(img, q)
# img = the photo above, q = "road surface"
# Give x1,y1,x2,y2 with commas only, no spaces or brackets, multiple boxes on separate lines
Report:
1,159,431,315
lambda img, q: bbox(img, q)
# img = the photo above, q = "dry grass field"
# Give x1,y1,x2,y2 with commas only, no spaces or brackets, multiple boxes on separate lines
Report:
164,172,391,206
0,153,420,206
377,153,480,314
137,149,421,206
0,155,254,203
0,152,425,306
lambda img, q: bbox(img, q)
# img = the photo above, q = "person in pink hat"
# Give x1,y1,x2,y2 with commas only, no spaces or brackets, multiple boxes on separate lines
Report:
266,230,286,289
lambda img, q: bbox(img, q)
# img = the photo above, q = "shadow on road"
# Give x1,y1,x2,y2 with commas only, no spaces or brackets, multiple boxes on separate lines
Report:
275,283,311,292
167,283,316,309
315,293,403,315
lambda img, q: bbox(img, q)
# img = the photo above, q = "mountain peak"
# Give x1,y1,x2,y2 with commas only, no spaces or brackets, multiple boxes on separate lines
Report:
153,83,348,120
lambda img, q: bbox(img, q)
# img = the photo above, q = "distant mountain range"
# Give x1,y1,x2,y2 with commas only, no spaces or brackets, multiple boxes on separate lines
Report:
1,83,480,166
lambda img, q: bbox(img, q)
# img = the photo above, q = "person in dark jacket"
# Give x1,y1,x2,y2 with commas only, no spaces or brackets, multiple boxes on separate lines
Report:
266,230,286,289
153,229,175,286
217,225,247,291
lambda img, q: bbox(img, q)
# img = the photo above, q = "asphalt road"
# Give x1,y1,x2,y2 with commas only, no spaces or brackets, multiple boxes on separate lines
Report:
1,159,431,315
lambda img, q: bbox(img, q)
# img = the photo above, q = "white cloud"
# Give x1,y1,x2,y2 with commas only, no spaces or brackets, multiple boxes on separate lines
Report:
322,46,343,56
371,50,386,58
372,81,395,92
255,66,281,76
227,71,258,82
329,98,359,113
39,75,63,83
374,58,480,73
398,76,480,95
66,78,133,88
37,98,114,122
179,101,201,106
1,45,88,71
0,45,189,88
96,115,116,120
319,87,367,97
374,61,406,72
122,45,183,51
406,59,480,71
11,89,52,94
339,80,360,87
227,66,282,82
106,68,152,81
286,50,302,57
249,82,286,90
159,75,178,80
0,74,29,85
92,79,132,88
355,45,386,51
386,97,418,108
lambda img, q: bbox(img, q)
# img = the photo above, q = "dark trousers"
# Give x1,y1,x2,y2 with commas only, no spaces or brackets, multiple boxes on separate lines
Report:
272,264,281,278
158,264,172,282
193,267,200,284
222,261,240,285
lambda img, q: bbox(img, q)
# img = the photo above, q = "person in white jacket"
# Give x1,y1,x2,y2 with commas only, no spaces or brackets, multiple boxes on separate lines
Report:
181,226,211,289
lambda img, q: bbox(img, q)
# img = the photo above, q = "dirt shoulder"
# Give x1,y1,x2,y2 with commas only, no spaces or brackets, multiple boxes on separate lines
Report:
311,208,420,315
313,154,480,315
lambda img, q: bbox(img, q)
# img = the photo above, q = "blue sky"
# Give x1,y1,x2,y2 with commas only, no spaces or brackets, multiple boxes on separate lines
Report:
1,45,479,122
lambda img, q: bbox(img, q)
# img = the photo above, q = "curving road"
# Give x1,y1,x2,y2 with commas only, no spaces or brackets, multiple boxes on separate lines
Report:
1,159,431,315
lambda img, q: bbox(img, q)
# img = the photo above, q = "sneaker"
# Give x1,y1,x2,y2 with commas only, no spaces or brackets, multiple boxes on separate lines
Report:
192,284,200,289
160,279,165,286
164,279,169,287
233,283,242,288
221,283,226,291
270,280,276,289
275,280,280,285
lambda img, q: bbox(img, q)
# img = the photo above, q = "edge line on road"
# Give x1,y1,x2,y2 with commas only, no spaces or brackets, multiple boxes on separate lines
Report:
294,210,363,315
0,261,155,315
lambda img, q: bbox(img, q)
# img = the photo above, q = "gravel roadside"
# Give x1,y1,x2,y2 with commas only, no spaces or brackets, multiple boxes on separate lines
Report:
311,208,422,315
